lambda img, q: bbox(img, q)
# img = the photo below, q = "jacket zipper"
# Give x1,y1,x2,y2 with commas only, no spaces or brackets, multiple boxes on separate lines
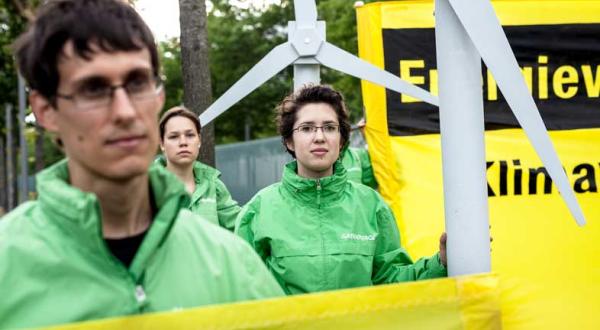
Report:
316,178,326,289
316,179,321,207
100,238,147,313
95,200,146,313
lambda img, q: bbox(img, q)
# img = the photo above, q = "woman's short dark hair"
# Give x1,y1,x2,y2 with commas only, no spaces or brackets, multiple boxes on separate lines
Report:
13,0,160,100
159,106,201,141
276,85,351,158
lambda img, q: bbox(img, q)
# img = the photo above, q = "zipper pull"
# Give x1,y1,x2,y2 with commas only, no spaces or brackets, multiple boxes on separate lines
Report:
135,285,147,304
316,179,321,206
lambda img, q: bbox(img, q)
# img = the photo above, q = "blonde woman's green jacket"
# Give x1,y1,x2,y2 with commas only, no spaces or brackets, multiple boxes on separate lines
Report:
235,161,446,295
0,160,283,329
156,157,241,231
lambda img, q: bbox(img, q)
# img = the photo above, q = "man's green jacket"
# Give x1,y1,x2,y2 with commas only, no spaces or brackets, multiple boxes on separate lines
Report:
0,160,283,329
235,161,446,295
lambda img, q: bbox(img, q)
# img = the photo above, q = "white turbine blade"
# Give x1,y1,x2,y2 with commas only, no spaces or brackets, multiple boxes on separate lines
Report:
447,0,586,226
294,0,318,26
315,42,439,106
199,43,298,125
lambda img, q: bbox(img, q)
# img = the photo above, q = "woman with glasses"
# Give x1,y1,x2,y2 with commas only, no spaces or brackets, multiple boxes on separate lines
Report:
158,106,240,231
235,85,447,295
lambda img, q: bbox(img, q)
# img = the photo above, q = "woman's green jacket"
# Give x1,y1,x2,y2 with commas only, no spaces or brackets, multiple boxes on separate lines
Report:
235,161,446,295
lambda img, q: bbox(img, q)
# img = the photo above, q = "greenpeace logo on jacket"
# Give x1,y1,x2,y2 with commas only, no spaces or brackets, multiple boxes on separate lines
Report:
340,233,377,241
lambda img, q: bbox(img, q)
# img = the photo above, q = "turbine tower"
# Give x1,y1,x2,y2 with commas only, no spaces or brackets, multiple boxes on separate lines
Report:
199,0,587,277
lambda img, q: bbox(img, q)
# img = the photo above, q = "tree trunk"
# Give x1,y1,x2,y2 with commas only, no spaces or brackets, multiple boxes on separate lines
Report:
179,0,215,166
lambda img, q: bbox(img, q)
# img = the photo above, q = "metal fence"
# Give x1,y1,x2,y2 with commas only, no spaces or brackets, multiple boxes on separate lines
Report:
216,136,291,205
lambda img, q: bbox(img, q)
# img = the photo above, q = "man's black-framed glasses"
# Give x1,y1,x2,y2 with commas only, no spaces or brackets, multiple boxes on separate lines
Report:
55,74,163,111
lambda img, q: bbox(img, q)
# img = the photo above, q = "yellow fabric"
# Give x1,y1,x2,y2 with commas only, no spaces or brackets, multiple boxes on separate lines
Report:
360,0,600,29
357,1,600,329
47,274,500,330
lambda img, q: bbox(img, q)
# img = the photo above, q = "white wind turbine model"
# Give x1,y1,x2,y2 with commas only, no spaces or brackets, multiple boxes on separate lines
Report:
199,0,587,277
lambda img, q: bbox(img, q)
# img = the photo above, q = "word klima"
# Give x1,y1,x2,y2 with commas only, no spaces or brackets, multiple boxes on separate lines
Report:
486,159,598,196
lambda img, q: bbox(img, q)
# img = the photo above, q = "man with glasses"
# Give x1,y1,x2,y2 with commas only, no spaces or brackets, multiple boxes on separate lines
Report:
0,0,283,328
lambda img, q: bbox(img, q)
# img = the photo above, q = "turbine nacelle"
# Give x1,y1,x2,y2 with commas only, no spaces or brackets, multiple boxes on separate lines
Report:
289,22,324,57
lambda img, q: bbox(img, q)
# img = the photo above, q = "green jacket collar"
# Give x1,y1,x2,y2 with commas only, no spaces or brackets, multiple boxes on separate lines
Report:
280,160,347,207
154,156,219,185
36,159,190,279
191,161,220,206
155,157,220,205
192,161,220,184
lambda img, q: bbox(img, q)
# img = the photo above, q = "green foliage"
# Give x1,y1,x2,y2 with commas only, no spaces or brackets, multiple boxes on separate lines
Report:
0,0,26,115
161,0,390,144
1,0,62,173
159,38,185,111
207,0,293,143
25,126,64,172
318,0,364,120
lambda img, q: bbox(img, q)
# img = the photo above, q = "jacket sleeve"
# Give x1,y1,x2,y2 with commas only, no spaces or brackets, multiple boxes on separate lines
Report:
215,178,242,232
372,203,447,284
237,238,285,299
234,202,270,262
357,148,378,190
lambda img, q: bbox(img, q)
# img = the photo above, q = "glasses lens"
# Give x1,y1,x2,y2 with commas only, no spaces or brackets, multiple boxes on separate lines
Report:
75,94,111,111
126,76,158,100
323,124,339,134
72,81,111,110
298,125,315,134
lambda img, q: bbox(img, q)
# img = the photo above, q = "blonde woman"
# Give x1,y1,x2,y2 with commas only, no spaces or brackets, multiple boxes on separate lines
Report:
158,106,240,230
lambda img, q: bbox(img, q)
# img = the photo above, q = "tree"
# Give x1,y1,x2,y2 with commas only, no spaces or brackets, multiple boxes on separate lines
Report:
159,38,185,111
207,0,390,143
318,0,366,121
0,0,27,110
0,0,63,209
178,0,215,166
1,0,27,209
208,0,292,143
158,0,391,145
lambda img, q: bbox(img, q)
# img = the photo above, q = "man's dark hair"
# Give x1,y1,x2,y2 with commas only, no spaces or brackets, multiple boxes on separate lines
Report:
158,106,201,142
13,0,160,100
276,84,351,158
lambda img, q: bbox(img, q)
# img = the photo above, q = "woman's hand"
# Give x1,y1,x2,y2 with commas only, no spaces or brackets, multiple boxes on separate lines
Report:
439,232,447,267
439,231,493,268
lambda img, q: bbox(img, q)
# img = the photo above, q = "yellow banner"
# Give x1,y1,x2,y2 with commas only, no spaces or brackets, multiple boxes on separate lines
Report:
357,1,600,329
48,274,500,330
